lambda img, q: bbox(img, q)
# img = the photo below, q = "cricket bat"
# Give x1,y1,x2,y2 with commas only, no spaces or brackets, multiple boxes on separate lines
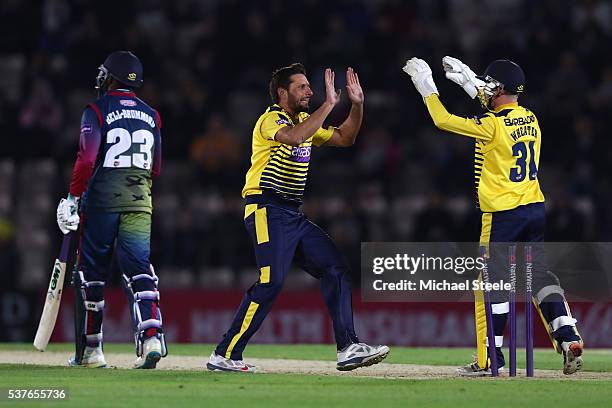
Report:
33,233,73,351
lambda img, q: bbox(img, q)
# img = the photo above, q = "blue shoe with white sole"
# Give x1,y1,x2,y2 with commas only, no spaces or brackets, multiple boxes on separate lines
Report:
337,343,390,371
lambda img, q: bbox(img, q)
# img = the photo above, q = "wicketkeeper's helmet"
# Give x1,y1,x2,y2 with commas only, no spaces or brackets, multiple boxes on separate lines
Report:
476,59,525,109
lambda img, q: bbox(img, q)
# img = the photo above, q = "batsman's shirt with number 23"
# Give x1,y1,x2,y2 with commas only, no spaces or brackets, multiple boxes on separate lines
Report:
70,90,162,214
424,94,544,212
242,104,334,202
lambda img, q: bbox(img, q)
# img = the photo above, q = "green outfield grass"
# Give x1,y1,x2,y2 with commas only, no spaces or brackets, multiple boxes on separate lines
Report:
1,365,611,408
1,343,611,408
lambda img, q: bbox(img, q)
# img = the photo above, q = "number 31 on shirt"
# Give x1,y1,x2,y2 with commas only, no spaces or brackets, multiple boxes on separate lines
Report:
510,140,537,182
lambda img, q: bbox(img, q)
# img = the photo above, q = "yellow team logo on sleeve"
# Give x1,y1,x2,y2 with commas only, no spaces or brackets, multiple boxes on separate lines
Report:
128,73,137,81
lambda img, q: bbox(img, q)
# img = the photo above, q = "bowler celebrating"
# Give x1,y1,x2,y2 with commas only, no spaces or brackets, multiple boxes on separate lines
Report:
207,64,389,372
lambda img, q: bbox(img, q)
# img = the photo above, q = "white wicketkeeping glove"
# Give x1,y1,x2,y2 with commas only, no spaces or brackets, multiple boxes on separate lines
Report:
442,56,485,99
56,194,80,234
402,57,439,99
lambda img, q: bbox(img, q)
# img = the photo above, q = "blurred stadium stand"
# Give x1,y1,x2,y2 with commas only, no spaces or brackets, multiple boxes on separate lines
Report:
1,0,612,290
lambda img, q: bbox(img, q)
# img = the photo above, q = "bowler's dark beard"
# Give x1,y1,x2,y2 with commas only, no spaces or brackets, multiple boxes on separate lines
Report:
290,98,310,114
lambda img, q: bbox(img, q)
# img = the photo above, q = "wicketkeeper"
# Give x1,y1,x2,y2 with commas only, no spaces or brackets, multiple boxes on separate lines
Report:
402,56,583,376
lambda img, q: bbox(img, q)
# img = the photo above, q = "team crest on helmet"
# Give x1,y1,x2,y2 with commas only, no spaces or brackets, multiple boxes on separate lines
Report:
128,73,137,81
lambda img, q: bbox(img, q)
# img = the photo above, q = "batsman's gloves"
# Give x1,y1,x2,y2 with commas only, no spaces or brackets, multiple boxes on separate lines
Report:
56,194,80,234
442,56,486,99
402,57,439,99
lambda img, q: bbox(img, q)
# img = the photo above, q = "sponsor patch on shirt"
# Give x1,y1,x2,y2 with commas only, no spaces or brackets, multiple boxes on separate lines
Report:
120,99,137,107
276,118,290,125
80,124,92,134
289,146,311,163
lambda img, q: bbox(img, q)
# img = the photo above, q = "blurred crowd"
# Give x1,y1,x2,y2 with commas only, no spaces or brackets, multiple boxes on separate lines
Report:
1,0,611,288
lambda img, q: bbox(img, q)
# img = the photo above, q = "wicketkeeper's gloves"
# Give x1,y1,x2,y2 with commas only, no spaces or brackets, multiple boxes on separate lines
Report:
402,57,439,99
442,56,486,99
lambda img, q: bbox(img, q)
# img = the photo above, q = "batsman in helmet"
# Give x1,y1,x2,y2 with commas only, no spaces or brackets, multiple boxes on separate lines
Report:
57,51,167,368
402,56,584,376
